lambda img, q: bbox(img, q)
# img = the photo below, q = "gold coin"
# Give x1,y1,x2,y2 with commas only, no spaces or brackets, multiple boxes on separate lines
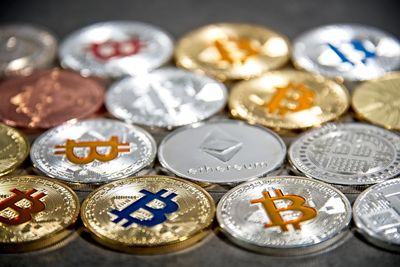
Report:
0,123,29,177
175,23,290,81
352,72,400,131
229,70,350,130
81,175,215,254
0,175,80,252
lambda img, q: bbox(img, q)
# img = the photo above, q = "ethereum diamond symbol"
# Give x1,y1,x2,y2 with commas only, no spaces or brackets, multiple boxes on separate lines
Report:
200,129,242,162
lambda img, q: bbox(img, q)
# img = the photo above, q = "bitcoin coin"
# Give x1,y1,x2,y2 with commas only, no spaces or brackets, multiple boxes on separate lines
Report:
59,21,174,78
0,175,79,252
292,24,400,81
105,68,227,129
31,119,156,187
217,176,352,255
0,123,29,177
81,175,215,253
289,123,400,185
353,178,400,252
229,70,349,131
158,120,286,184
175,23,290,81
352,72,400,131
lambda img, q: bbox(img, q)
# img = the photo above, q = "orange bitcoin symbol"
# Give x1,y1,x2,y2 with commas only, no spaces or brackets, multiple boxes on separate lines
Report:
214,38,259,65
264,83,315,115
89,38,146,61
0,188,46,225
250,189,317,232
54,136,130,164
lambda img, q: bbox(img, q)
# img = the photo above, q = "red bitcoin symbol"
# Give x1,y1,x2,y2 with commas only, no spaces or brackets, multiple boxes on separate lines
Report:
89,38,146,61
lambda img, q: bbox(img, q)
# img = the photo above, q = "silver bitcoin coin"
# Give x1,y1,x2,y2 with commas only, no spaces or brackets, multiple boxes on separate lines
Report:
105,68,228,129
292,24,400,81
59,21,174,78
288,123,400,185
353,178,400,251
217,176,352,255
158,120,286,184
0,24,57,77
30,118,156,187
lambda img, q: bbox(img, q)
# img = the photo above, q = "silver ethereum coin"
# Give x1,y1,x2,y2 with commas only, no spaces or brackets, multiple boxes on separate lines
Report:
217,176,352,255
105,68,228,129
158,120,286,184
353,178,400,252
293,24,400,81
288,123,400,185
0,24,57,77
59,21,174,78
30,118,156,186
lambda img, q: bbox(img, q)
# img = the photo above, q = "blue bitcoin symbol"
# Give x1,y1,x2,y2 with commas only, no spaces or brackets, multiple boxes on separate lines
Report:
110,189,178,228
328,39,376,66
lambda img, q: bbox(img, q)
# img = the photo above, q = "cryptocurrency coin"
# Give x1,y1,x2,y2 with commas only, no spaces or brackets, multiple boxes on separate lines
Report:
0,175,79,252
0,68,104,129
158,120,286,184
292,24,400,81
229,70,349,131
0,24,57,78
353,178,400,251
175,23,290,81
31,119,156,187
0,123,29,177
59,21,174,78
352,72,400,131
105,68,228,129
81,175,215,253
217,176,352,255
288,123,400,185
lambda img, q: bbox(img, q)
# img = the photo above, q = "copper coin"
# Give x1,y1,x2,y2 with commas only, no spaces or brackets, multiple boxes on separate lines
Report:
0,68,104,129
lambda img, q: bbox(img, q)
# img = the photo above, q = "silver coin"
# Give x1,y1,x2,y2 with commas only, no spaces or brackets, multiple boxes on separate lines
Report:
30,118,156,186
59,21,174,78
353,178,400,251
0,24,57,77
288,123,400,185
105,68,228,129
217,176,352,255
292,24,400,81
158,120,286,184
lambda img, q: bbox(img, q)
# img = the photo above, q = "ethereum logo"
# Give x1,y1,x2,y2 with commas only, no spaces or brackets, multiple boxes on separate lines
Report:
200,129,242,162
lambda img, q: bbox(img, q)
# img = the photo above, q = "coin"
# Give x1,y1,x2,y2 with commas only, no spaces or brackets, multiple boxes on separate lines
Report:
353,178,400,251
158,120,286,184
105,67,228,129
0,24,57,78
0,68,104,129
292,24,400,81
0,175,79,252
229,70,349,131
175,23,290,81
288,123,400,185
352,72,400,131
0,123,29,177
217,176,352,255
81,175,215,253
30,118,156,187
59,21,174,78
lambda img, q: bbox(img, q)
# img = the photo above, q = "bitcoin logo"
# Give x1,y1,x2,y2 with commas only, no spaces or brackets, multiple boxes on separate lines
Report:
0,188,46,225
89,38,146,61
110,189,178,228
213,38,259,65
250,189,317,232
54,136,130,164
264,83,315,115
327,39,376,66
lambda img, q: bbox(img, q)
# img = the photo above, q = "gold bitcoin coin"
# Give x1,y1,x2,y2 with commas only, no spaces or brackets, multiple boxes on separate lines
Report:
175,23,290,81
0,123,29,177
352,72,400,131
229,70,350,131
0,175,80,252
81,175,215,254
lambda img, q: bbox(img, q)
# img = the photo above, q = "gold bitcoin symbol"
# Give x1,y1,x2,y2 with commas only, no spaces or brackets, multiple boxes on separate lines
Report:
214,38,259,65
54,136,130,164
250,189,317,232
264,83,315,115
